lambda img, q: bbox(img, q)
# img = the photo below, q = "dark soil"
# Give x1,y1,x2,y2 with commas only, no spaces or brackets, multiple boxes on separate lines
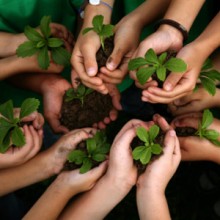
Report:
60,90,113,130
96,36,114,68
130,131,165,175
175,127,197,137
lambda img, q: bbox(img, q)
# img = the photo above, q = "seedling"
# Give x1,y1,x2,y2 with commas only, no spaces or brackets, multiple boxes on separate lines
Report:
195,109,220,146
67,131,110,174
16,16,71,70
132,125,163,165
0,98,40,153
82,15,114,50
128,48,187,85
65,84,93,105
195,59,220,96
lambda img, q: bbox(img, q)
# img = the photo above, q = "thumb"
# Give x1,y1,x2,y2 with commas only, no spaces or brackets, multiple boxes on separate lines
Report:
163,72,184,91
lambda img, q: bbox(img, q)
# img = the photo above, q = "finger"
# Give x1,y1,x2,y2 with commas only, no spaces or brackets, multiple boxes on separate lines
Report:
163,72,185,91
172,117,200,129
153,114,171,132
82,80,108,94
46,115,69,134
98,73,122,84
32,113,45,130
163,130,176,156
109,109,118,121
173,92,196,106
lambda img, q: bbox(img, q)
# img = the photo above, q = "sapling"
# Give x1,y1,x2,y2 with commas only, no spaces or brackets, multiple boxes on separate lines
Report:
16,16,71,70
132,125,163,165
67,131,110,174
64,84,93,105
0,98,40,153
195,58,220,96
128,48,187,85
82,15,114,50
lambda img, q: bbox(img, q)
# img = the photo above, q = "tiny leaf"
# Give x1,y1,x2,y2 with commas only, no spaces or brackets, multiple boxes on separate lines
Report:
203,129,219,141
158,52,167,64
140,147,152,165
48,38,64,48
37,46,50,69
145,48,159,65
136,127,149,143
164,57,187,72
100,24,114,38
92,153,106,162
128,57,148,70
24,26,43,42
136,67,155,85
80,158,92,174
87,138,96,154
156,66,166,82
201,109,213,129
92,15,103,33
51,47,71,66
0,117,14,144
151,144,163,155
20,98,40,119
40,16,51,38
0,100,14,121
82,27,94,35
132,145,146,160
11,127,25,147
149,125,160,143
16,41,39,57
67,150,86,164
0,132,11,153
200,77,216,96
202,58,213,71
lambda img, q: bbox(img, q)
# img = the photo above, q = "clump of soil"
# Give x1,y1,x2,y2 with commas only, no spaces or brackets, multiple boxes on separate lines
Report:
175,127,197,137
60,90,113,130
96,36,114,68
130,131,165,175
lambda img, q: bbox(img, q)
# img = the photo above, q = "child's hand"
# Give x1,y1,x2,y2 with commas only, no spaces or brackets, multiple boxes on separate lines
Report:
0,125,43,169
169,87,220,116
137,129,180,193
171,113,220,162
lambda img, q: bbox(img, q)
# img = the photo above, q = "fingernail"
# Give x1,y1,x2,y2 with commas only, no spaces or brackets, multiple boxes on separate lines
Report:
170,130,176,136
87,68,96,76
164,83,172,91
107,58,116,70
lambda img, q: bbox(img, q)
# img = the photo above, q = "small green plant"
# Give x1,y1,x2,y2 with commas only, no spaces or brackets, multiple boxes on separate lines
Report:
195,59,220,96
128,48,187,85
132,125,163,165
67,131,110,173
82,15,114,50
16,16,71,70
65,84,93,105
195,109,220,146
0,98,40,153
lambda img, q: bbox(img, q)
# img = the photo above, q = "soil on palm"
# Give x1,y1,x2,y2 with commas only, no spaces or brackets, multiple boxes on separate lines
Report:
60,90,113,130
175,127,197,137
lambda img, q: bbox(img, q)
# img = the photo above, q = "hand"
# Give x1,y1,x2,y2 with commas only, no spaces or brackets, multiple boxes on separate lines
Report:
41,75,72,134
137,129,180,193
0,125,43,169
168,87,220,116
171,113,220,162
92,84,122,129
130,27,183,89
138,42,204,104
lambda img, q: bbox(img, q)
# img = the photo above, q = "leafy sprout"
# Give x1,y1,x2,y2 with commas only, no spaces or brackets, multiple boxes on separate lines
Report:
67,131,110,174
195,109,220,146
82,15,114,50
128,48,187,85
16,16,71,70
132,125,163,165
0,98,40,153
65,84,94,105
195,59,220,96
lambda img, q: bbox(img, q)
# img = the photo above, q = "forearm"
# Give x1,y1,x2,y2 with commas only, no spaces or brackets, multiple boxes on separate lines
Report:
24,176,73,220
137,188,171,220
0,32,26,57
0,151,54,196
59,175,131,220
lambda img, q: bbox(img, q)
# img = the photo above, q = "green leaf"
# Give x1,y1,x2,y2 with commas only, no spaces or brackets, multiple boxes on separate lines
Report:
136,127,149,144
48,38,64,48
80,158,92,174
20,98,40,119
136,67,156,85
0,117,14,144
97,143,110,154
77,84,86,96
164,57,187,72
36,40,46,48
51,47,71,66
140,147,152,165
151,144,163,155
11,127,25,147
87,138,96,154
200,77,216,96
0,131,11,153
24,26,43,42
158,52,167,64
16,41,39,57
203,129,219,141
92,15,103,33
200,70,220,81
201,109,213,129
0,100,14,121
128,57,148,70
67,150,86,164
132,145,146,160
210,139,220,147
156,66,166,81
40,16,51,38
145,48,159,65
149,125,160,143
202,58,213,71
100,24,114,38
92,153,106,162
82,27,94,35
85,88,94,96
37,46,50,69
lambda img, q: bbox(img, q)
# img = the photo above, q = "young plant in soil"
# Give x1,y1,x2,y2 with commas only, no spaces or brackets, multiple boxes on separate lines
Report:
176,109,220,146
0,98,40,153
65,130,110,174
60,83,113,130
82,14,114,68
195,58,220,96
16,16,71,70
128,48,187,87
131,125,164,174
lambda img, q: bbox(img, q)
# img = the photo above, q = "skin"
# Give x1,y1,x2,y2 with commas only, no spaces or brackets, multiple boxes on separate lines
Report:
0,110,44,169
